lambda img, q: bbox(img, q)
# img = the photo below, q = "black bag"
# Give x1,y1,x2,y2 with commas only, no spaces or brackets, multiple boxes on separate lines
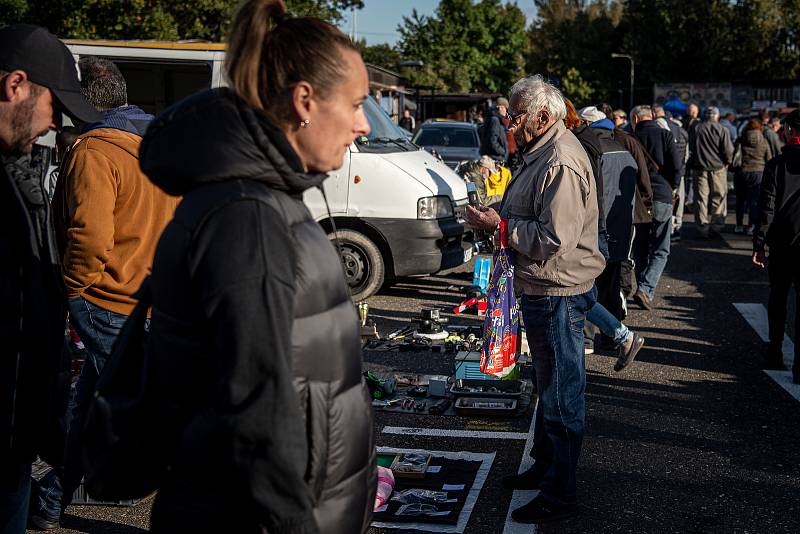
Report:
82,278,179,501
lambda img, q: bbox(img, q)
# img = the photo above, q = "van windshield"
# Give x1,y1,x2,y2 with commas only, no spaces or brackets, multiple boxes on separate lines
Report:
355,97,417,153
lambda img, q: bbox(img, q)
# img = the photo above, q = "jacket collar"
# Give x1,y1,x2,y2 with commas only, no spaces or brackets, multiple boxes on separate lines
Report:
521,121,565,166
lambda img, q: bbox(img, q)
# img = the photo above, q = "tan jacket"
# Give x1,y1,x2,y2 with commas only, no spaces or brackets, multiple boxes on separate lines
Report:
56,128,180,316
499,121,605,296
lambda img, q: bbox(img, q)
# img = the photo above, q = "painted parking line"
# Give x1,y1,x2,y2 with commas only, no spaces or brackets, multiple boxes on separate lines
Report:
502,399,538,534
382,427,529,440
733,303,799,402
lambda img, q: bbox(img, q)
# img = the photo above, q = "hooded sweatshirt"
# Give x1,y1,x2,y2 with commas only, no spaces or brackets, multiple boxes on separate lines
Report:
55,105,180,316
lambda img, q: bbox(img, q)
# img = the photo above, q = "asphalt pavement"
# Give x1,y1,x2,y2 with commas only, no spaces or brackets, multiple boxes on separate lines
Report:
35,211,800,534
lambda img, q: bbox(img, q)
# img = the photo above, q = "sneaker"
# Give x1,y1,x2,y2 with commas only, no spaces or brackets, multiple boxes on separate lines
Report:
633,290,652,311
584,338,594,355
502,468,545,490
746,225,755,236
614,332,645,372
511,495,579,524
29,513,60,531
734,225,744,234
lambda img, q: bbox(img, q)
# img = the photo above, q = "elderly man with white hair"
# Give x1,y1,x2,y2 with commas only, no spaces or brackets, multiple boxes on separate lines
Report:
465,75,604,524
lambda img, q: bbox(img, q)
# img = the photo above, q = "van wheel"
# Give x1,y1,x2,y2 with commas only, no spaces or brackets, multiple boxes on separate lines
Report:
330,230,385,301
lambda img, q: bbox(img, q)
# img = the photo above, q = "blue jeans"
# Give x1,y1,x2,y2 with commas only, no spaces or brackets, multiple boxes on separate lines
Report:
521,288,596,506
0,462,31,534
587,301,631,346
633,201,673,300
33,297,128,519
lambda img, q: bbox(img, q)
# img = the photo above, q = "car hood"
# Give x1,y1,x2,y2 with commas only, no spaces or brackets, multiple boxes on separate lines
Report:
379,148,468,201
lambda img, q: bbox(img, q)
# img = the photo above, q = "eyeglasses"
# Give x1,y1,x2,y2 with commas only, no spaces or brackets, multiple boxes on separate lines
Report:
507,109,527,127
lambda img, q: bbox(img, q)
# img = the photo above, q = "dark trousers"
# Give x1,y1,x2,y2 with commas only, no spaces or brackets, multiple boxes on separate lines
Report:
734,171,762,227
521,288,596,506
596,261,623,346
767,250,800,377
0,462,31,534
33,297,127,519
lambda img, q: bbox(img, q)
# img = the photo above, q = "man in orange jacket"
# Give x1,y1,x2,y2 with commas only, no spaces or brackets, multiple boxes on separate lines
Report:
31,57,180,530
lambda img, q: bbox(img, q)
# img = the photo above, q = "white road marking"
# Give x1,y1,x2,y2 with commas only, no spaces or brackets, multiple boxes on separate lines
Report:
381,427,529,440
734,303,799,402
502,398,539,534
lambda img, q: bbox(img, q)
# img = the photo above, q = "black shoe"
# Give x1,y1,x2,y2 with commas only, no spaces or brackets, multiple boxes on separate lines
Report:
511,495,579,524
614,332,645,372
633,290,652,310
29,513,60,531
584,338,594,355
762,343,785,370
502,468,544,490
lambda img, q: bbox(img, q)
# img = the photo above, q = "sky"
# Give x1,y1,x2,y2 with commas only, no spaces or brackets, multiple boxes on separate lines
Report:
338,1,537,46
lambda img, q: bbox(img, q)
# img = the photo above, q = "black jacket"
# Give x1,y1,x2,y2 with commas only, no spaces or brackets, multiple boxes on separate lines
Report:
634,119,682,204
139,88,375,534
573,125,608,259
480,107,508,160
754,144,800,252
1,153,69,465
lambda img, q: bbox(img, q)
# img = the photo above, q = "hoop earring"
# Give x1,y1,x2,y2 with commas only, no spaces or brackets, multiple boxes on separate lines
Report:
300,119,310,128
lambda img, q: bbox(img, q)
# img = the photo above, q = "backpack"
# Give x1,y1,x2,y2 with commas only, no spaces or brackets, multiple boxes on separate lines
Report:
82,277,184,500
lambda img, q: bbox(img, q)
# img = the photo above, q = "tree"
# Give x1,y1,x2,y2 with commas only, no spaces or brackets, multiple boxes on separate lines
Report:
396,0,527,93
7,0,363,41
560,67,594,106
355,40,402,71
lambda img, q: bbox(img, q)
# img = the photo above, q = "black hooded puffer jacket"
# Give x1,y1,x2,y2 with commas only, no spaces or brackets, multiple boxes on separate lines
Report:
139,88,375,534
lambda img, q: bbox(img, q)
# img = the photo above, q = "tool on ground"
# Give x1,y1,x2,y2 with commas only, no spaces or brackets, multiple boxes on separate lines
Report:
428,398,451,415
363,371,397,399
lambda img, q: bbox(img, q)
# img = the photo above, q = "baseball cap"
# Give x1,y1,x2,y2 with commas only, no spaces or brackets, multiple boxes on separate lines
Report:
0,24,101,124
704,106,720,117
578,106,606,124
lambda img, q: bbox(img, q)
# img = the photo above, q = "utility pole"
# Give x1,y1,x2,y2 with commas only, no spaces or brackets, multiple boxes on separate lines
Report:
351,6,357,42
611,53,634,111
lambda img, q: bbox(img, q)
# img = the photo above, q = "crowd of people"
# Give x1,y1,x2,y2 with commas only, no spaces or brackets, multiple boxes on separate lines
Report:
2,0,799,531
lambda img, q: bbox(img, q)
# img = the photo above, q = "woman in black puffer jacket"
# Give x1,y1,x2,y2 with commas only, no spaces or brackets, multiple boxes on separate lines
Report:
735,117,773,234
138,1,375,532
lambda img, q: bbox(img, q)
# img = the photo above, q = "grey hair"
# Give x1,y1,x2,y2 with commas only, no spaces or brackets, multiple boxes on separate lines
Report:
651,103,664,116
631,105,653,120
509,75,567,123
78,57,127,111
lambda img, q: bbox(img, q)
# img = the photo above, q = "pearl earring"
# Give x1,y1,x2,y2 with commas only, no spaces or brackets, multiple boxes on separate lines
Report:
300,119,310,128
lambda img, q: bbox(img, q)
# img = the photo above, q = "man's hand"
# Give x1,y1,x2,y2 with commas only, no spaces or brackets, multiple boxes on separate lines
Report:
464,205,501,233
752,250,766,269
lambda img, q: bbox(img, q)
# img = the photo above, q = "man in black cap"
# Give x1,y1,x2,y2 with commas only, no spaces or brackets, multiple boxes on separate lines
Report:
753,109,800,383
0,23,100,533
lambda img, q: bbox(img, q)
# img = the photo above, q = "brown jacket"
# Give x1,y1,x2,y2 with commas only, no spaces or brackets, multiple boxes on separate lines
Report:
499,121,605,296
56,128,179,316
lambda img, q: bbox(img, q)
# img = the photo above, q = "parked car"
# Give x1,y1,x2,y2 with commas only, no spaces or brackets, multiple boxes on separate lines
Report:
49,40,472,301
412,120,481,169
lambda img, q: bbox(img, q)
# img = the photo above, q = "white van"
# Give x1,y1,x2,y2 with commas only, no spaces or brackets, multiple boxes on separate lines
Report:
61,41,472,300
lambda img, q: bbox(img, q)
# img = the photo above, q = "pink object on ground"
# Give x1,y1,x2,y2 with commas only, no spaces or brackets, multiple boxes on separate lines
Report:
374,466,396,511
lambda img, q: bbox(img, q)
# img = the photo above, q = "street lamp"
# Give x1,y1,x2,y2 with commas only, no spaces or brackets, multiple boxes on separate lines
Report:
611,53,634,111
398,59,425,121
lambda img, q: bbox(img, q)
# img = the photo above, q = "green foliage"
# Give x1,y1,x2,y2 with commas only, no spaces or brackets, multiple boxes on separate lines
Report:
396,0,527,93
6,0,361,41
560,67,594,106
0,0,29,27
355,40,402,71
